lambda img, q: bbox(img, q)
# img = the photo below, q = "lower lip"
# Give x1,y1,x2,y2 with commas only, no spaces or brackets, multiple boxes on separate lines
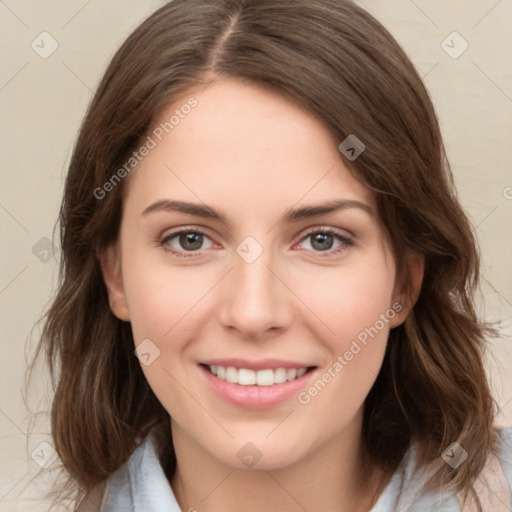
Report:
199,365,316,410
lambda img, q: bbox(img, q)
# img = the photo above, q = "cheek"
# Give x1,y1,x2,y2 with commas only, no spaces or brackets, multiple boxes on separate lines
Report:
120,253,213,420
122,245,215,343
292,255,396,345
290,255,395,413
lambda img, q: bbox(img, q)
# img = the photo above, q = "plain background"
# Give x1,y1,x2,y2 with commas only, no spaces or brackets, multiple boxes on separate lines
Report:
1,1,511,510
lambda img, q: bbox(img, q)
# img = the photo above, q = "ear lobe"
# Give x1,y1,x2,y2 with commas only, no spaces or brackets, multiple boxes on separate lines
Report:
389,251,425,328
98,242,130,321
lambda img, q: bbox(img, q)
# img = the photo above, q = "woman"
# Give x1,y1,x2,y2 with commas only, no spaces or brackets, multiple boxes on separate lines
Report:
32,0,511,510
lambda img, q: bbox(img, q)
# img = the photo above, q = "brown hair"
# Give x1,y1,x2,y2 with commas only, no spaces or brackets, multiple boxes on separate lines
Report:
29,0,498,509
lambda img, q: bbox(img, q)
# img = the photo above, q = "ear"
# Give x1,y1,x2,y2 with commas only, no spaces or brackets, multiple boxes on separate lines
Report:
98,242,130,321
389,251,424,328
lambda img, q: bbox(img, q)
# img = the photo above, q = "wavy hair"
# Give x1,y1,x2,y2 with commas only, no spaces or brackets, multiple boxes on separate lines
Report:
28,0,498,509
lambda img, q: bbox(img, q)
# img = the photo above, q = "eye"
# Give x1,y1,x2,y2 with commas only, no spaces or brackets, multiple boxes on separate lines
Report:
296,228,354,256
158,226,354,258
158,228,216,257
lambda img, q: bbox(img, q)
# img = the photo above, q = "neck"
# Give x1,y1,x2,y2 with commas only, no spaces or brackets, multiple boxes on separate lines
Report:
169,411,388,512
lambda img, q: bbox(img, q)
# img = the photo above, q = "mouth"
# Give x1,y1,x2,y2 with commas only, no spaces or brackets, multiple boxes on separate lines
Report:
201,364,316,386
198,361,318,409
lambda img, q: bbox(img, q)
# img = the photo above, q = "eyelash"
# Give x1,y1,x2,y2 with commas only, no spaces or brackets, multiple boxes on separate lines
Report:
157,226,354,259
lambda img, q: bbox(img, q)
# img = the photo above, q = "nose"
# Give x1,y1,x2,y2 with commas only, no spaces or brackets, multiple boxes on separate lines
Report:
217,244,294,341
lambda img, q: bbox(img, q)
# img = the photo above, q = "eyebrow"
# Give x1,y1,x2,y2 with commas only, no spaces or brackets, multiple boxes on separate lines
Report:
141,199,373,225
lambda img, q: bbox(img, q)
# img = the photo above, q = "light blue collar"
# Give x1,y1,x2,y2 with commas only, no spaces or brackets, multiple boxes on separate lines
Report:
96,426,512,511
100,429,181,512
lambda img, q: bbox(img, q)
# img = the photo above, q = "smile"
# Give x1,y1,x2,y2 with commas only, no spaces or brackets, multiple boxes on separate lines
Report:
207,365,310,386
199,361,317,409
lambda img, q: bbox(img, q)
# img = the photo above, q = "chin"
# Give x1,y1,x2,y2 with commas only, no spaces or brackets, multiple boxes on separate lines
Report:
205,432,316,472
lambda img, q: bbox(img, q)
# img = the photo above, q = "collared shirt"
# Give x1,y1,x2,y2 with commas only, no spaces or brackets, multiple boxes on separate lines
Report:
83,427,512,511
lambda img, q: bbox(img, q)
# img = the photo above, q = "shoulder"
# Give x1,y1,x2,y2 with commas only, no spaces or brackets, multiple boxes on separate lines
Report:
78,427,512,512
463,425,512,511
78,429,181,512
372,426,512,512
494,425,512,470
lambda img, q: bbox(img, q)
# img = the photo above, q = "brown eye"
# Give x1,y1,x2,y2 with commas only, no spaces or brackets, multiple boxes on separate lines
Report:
160,228,215,257
177,232,204,251
310,232,335,251
298,229,354,255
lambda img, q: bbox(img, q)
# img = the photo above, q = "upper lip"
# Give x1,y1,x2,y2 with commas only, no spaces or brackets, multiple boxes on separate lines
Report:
199,359,316,371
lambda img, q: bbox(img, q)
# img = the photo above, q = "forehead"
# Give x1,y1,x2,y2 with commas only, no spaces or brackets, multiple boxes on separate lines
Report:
124,77,375,218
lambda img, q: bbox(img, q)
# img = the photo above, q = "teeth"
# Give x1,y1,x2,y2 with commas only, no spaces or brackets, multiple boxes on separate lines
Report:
238,368,256,385
208,365,309,386
256,369,274,386
286,368,297,381
274,367,287,384
225,366,238,384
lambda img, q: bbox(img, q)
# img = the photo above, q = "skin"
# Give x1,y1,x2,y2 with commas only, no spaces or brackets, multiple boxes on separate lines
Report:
101,77,424,512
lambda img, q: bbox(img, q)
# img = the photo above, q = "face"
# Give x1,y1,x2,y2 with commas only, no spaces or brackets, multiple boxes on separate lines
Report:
102,77,420,470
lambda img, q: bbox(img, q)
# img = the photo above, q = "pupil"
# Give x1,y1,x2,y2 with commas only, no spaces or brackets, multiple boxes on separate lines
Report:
180,232,203,251
312,233,333,251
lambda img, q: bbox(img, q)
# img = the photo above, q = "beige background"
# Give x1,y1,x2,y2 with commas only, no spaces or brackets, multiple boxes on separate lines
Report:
0,1,511,510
